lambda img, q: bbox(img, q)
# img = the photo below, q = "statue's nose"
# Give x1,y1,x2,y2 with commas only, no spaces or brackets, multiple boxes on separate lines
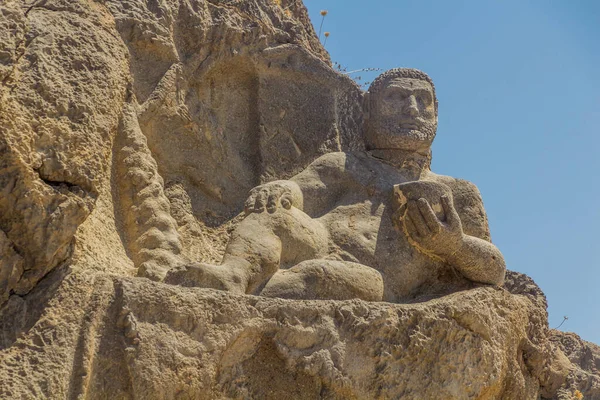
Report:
405,95,419,117
404,94,419,117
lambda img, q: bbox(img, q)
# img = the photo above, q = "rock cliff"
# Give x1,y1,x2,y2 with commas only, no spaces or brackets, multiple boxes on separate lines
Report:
0,0,597,399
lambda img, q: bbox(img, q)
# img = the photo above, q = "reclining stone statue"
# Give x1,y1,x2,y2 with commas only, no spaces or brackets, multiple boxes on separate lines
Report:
166,68,506,303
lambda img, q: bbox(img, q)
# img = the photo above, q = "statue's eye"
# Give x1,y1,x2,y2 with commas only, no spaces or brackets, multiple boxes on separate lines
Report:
385,89,409,102
418,95,432,107
385,91,401,101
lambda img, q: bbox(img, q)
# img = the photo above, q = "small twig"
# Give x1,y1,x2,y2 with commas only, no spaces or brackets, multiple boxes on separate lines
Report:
343,68,384,75
554,316,568,330
318,10,328,40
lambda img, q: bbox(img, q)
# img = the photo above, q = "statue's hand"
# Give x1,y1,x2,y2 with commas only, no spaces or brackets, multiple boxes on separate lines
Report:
402,195,464,258
244,180,300,214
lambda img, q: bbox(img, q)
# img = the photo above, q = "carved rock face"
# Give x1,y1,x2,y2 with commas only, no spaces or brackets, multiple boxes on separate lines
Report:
366,77,437,152
0,0,363,304
0,1,593,399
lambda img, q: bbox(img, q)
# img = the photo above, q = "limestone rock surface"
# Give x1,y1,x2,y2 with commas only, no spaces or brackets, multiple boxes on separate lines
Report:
0,275,565,399
0,0,130,303
0,0,362,295
550,331,600,399
0,0,597,399
104,281,563,399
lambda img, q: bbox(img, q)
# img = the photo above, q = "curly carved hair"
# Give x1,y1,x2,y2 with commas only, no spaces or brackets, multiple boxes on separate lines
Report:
367,68,438,114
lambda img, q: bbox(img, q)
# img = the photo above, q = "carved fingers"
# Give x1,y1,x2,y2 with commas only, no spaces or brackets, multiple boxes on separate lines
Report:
441,194,461,230
266,191,278,213
280,193,293,210
245,187,270,214
417,198,442,234
255,189,268,211
402,196,464,257
244,182,294,214
405,199,440,239
244,196,256,214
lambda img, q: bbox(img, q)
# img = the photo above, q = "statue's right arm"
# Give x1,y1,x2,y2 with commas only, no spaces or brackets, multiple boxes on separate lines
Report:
244,152,351,216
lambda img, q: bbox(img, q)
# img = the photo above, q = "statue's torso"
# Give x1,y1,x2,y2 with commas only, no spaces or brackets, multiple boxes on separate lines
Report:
310,152,472,302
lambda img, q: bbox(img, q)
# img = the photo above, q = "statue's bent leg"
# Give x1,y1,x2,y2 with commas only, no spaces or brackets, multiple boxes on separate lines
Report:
165,207,328,294
260,260,384,301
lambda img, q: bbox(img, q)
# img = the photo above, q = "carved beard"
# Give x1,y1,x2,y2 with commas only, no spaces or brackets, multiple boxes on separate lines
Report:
366,117,437,151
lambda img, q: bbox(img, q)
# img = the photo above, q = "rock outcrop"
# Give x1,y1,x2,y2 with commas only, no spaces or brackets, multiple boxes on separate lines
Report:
0,1,596,399
550,331,600,399
0,0,363,297
0,275,569,399
1,0,130,303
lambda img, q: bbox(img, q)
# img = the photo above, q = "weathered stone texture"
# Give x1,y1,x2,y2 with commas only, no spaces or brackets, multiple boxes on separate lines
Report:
105,281,555,399
0,0,596,399
0,0,129,303
0,0,362,301
0,275,567,399
550,331,600,399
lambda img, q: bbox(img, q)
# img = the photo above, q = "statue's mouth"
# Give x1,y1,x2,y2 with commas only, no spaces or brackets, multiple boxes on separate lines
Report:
398,121,421,130
399,126,419,132
397,126,421,133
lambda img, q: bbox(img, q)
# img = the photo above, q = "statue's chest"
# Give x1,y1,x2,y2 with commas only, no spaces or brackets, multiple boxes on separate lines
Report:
324,202,382,247
320,198,418,266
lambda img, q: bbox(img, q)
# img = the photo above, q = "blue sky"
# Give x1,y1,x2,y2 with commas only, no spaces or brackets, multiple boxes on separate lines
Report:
304,0,600,344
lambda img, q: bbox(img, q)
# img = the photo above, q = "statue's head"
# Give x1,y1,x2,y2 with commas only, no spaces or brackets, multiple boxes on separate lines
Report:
364,68,438,153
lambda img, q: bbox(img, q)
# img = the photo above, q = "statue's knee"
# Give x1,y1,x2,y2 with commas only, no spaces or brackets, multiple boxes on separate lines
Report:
260,260,384,301
235,209,327,264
